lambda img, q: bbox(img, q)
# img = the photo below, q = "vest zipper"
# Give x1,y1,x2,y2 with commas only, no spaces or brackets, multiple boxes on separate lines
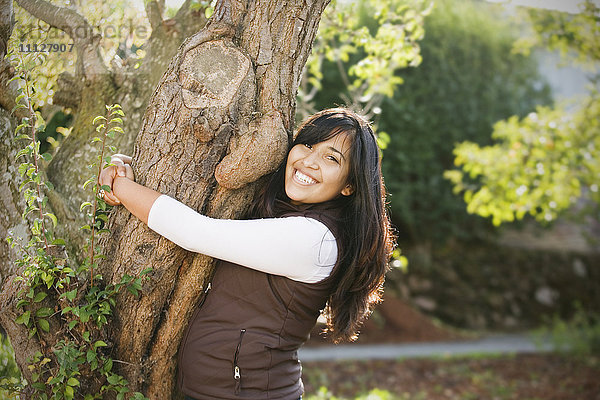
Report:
233,329,246,394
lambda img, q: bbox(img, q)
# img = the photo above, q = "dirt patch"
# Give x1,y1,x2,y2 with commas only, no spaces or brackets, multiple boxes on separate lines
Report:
308,295,465,346
302,353,600,399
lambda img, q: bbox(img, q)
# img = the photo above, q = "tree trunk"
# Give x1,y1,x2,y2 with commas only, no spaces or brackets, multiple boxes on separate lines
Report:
1,0,329,398
103,2,330,396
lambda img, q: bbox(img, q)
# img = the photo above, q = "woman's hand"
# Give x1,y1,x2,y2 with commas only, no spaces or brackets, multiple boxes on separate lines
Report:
98,155,135,206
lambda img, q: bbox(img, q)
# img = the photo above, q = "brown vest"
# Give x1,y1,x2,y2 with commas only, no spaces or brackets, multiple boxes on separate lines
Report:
178,202,344,399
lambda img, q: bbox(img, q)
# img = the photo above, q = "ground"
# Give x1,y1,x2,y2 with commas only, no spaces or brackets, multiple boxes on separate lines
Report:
302,295,599,399
302,353,600,399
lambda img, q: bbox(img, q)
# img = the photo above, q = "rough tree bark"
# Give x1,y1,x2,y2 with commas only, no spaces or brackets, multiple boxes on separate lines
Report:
1,0,329,398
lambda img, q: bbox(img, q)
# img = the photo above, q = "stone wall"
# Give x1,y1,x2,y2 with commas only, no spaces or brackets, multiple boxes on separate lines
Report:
388,239,600,331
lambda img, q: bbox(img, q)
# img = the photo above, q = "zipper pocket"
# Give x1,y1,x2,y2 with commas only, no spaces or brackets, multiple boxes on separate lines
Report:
233,329,246,394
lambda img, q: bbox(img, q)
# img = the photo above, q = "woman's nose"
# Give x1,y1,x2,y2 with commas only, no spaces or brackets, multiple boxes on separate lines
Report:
301,152,319,169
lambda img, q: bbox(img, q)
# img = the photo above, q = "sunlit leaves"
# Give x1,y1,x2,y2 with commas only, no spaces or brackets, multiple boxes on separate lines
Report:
304,0,431,109
445,2,600,227
446,101,599,226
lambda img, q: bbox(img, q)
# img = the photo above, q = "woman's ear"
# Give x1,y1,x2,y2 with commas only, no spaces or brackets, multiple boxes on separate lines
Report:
341,184,354,196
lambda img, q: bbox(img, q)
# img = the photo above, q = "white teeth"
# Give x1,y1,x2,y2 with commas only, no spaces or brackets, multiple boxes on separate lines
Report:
295,170,317,184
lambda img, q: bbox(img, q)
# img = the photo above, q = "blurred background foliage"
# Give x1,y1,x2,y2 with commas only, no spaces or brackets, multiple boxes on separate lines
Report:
307,0,553,244
303,0,599,332
7,0,598,333
445,1,599,228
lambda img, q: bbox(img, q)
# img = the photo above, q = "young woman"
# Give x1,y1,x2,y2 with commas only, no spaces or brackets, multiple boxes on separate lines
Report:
100,108,395,399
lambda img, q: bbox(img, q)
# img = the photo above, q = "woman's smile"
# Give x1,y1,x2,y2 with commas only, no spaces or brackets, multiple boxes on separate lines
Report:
293,169,318,185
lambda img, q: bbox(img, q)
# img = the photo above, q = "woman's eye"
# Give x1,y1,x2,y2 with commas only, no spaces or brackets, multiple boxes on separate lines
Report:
304,143,313,149
327,155,340,164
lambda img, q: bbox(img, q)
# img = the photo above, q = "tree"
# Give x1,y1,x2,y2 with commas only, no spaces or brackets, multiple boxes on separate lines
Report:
0,0,428,398
445,1,599,229
1,1,329,398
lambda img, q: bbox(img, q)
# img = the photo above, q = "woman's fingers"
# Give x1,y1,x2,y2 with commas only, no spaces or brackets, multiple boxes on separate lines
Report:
98,165,121,205
111,154,132,165
123,164,135,180
97,154,134,206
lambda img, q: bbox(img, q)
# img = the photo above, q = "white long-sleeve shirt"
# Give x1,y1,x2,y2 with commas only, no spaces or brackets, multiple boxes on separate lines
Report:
147,195,338,283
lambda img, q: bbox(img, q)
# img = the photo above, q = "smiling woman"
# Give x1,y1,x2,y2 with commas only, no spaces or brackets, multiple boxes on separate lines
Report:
98,107,396,399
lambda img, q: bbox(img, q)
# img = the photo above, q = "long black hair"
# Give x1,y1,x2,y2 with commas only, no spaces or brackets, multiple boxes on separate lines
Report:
250,108,396,343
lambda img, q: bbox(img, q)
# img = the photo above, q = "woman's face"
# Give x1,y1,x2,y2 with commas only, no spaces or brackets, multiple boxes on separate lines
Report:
285,133,354,205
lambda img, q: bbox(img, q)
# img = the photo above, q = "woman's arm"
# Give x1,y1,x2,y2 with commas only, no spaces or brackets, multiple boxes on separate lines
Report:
148,195,338,283
112,177,161,225
99,157,338,283
98,158,160,224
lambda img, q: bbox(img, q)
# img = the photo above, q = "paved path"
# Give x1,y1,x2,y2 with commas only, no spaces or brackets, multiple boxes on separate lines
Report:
299,334,553,362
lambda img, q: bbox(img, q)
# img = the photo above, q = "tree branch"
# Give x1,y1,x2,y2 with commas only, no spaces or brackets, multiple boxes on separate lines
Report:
0,0,14,58
145,0,163,32
15,0,108,79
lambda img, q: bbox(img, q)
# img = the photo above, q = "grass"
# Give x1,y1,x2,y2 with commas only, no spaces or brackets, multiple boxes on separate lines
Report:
301,353,600,400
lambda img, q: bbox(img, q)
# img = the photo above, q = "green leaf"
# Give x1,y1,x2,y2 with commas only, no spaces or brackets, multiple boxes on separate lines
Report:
65,385,74,400
33,291,47,303
92,115,107,125
45,181,55,191
91,137,103,143
16,298,30,308
87,349,96,363
15,93,27,104
94,340,108,349
11,103,27,113
103,358,113,373
16,310,30,326
46,212,58,227
80,310,90,323
16,147,30,160
106,374,120,385
40,153,52,161
127,286,139,296
15,122,28,134
65,288,78,301
82,178,95,190
80,202,92,212
96,213,108,222
36,307,53,318
18,163,29,176
67,377,80,387
38,318,49,332
68,320,78,330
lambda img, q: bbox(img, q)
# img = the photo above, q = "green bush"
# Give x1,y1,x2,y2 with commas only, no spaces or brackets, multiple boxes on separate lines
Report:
378,0,552,243
312,0,552,243
534,304,600,356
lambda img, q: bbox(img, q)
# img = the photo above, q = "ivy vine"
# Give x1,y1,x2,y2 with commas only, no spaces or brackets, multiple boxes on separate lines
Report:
4,45,150,400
